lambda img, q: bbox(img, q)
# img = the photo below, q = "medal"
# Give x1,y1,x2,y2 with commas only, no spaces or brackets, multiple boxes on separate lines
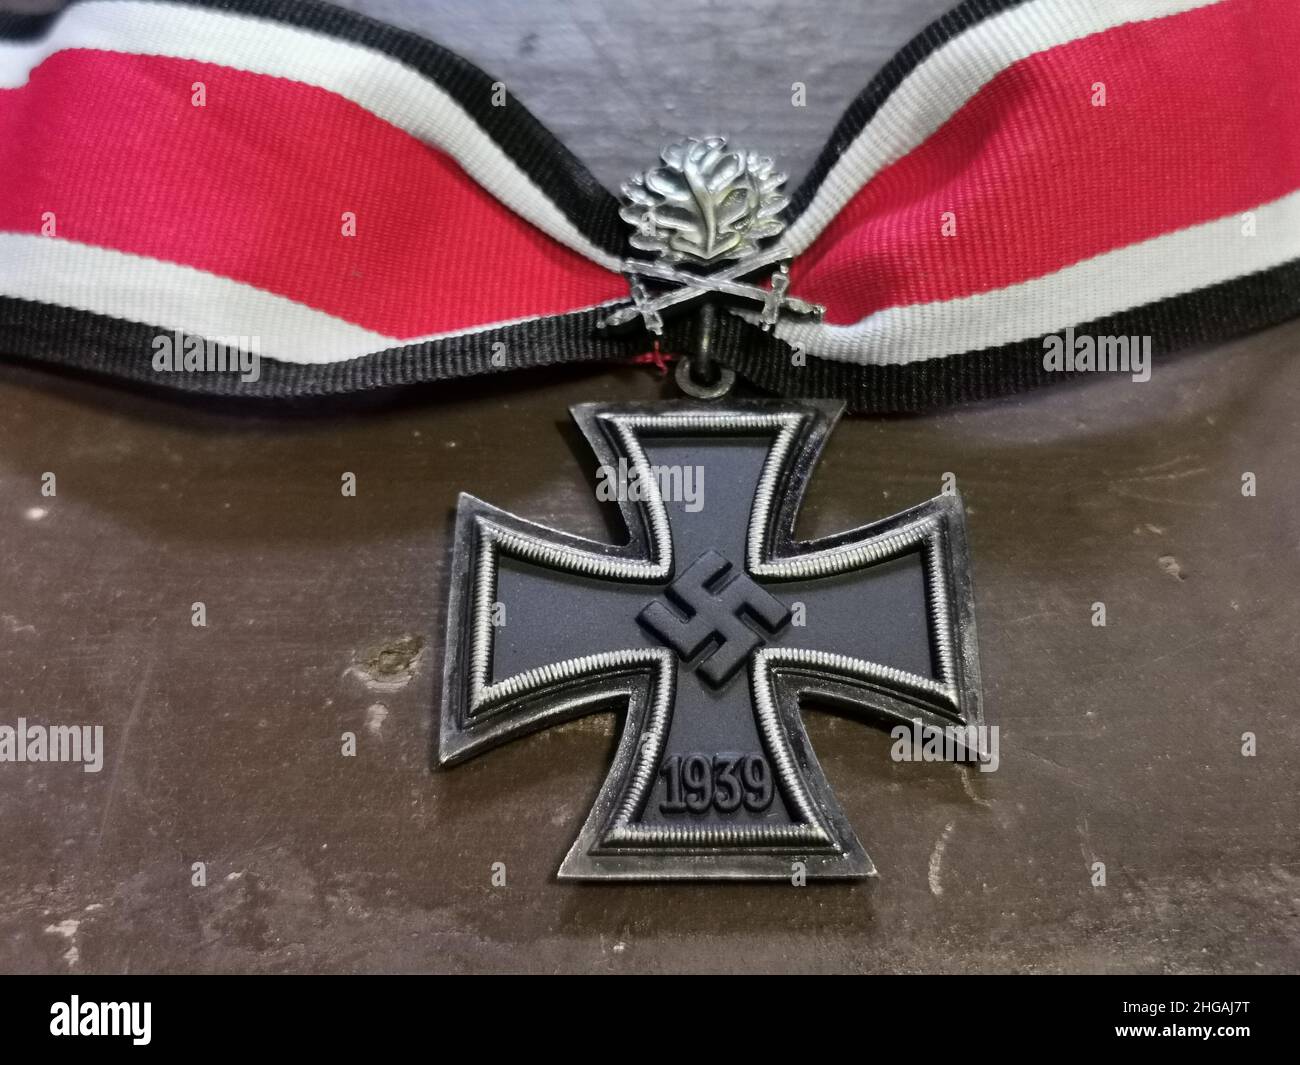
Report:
439,139,984,879
440,397,983,880
3,0,1299,886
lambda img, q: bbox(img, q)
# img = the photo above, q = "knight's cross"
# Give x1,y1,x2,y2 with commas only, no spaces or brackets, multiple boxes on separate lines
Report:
440,400,985,880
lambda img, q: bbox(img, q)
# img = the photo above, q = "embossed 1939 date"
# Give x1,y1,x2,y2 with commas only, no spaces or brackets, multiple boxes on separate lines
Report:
658,753,774,814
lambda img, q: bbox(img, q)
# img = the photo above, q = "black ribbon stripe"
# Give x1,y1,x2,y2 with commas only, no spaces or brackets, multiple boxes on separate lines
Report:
5,252,1298,412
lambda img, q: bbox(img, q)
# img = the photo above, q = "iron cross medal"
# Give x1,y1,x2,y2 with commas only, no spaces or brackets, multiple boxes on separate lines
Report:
438,140,987,881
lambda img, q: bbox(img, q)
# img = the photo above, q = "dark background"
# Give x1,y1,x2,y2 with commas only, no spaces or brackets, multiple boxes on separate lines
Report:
1,0,1296,973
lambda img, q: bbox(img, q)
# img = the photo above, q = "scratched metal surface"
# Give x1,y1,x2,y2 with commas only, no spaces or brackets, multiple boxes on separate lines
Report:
1,0,1297,973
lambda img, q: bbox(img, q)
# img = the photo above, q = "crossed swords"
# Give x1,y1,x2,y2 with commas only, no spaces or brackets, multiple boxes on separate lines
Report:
600,248,824,335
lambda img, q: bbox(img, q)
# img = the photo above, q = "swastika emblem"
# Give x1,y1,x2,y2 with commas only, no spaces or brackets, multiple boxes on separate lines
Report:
439,400,985,880
638,549,791,685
